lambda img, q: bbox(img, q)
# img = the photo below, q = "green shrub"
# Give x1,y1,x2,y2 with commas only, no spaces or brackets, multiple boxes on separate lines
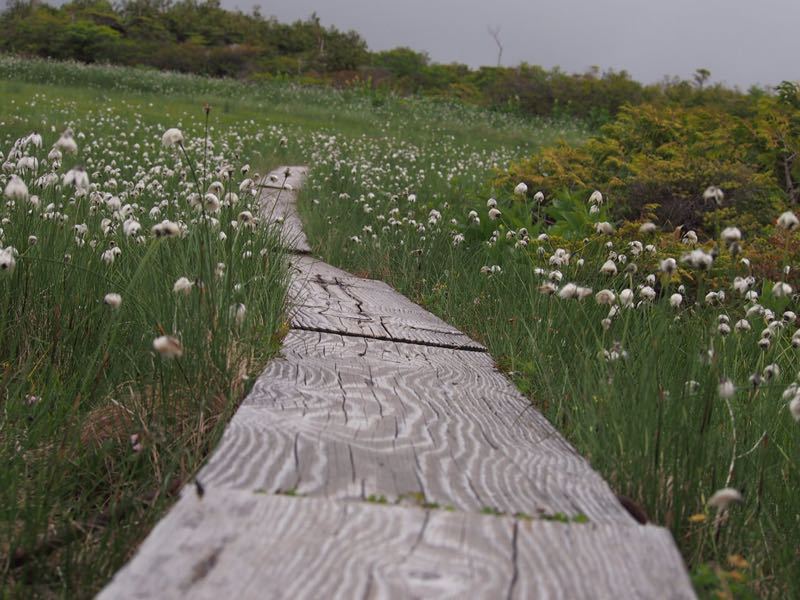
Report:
501,100,800,236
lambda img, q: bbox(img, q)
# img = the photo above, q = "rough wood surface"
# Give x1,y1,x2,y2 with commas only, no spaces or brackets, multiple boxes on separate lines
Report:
259,165,308,191
289,268,484,350
98,491,694,600
259,166,310,253
197,329,629,523
100,166,696,599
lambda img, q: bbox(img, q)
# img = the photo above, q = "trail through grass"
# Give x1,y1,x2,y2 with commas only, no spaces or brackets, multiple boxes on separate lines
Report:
0,57,576,596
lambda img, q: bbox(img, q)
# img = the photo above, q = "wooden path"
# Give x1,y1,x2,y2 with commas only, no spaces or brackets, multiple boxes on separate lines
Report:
99,167,695,599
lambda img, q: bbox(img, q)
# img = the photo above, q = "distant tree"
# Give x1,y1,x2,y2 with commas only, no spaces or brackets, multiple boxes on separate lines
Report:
694,68,711,89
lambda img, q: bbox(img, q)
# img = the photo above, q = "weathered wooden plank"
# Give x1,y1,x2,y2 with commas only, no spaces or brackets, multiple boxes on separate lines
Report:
197,329,630,524
259,165,308,191
288,270,484,350
513,518,695,599
98,491,694,600
289,253,352,280
260,186,311,253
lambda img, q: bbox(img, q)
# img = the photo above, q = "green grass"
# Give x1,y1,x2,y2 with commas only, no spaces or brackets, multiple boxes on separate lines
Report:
0,61,302,596
296,128,800,596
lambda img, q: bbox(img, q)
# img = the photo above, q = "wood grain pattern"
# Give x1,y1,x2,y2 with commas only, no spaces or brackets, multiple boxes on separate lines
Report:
260,187,310,254
98,491,694,600
289,253,353,281
197,329,630,524
259,166,310,253
288,268,484,350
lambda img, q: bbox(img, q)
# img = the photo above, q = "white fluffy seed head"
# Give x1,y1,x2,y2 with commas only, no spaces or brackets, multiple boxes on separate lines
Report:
790,396,800,422
600,259,618,276
707,487,742,510
103,293,122,308
718,379,736,399
777,211,799,231
153,335,183,359
161,128,184,147
173,277,194,295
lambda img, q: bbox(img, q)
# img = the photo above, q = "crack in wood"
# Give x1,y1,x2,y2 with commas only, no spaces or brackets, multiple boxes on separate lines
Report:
290,323,488,352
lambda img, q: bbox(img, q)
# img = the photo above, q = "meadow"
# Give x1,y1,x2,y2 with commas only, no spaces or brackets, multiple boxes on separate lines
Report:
0,57,574,596
298,131,800,596
1,56,798,598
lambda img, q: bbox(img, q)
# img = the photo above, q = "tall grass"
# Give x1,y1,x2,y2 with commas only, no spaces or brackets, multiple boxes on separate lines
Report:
0,68,293,595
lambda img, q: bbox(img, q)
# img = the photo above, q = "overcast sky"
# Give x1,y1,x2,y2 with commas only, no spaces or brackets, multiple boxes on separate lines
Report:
226,0,798,88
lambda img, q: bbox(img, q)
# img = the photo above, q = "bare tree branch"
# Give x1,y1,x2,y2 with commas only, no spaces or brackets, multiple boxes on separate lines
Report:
487,26,503,67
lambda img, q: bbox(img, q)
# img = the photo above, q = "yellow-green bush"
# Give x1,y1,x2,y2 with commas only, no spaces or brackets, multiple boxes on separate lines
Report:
501,98,800,236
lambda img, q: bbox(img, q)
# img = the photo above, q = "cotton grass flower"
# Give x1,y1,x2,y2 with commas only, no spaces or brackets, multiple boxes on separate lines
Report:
703,186,724,206
123,219,141,237
152,220,180,238
63,167,90,191
639,286,656,301
790,397,800,422
707,488,742,510
0,247,17,273
488,207,501,220
595,221,614,235
718,379,736,399
619,288,634,307
588,190,603,205
772,282,793,298
513,182,528,196
660,257,677,275
54,130,78,154
595,289,616,305
103,293,122,309
682,230,698,244
230,303,247,326
777,211,799,231
600,259,618,276
153,335,183,359
670,293,683,307
639,221,657,234
4,175,28,201
721,227,742,244
173,277,194,295
161,128,184,147
682,249,713,270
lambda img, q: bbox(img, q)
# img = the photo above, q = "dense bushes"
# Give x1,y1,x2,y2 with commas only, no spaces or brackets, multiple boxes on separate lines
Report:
0,0,773,122
0,0,368,76
501,90,800,236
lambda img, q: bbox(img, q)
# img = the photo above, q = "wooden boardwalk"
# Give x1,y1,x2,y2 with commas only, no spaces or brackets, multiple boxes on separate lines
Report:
99,167,695,599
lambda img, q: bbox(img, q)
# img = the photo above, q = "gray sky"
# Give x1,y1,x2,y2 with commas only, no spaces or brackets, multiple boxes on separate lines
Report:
229,0,799,88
